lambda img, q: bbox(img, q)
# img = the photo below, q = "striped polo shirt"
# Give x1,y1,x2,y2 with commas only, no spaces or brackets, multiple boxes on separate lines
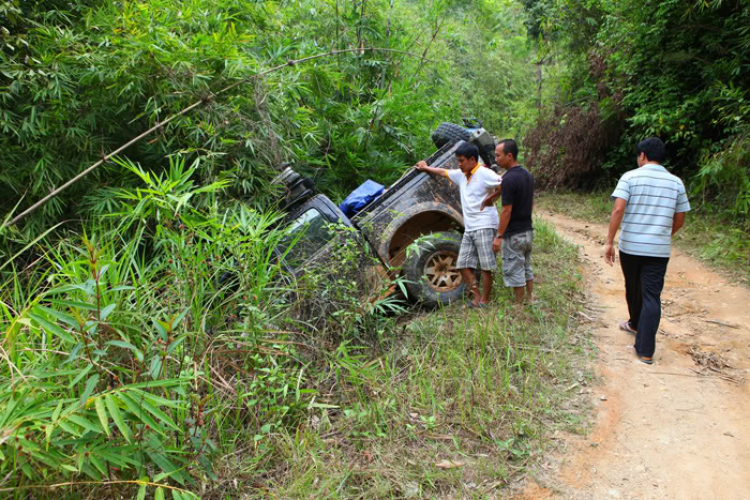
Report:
611,164,690,258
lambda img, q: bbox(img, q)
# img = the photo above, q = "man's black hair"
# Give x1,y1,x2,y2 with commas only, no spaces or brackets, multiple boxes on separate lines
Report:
455,143,479,162
636,137,666,163
498,139,519,159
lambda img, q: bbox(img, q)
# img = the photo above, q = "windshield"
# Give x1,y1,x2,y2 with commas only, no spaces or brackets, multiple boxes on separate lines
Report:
277,208,335,268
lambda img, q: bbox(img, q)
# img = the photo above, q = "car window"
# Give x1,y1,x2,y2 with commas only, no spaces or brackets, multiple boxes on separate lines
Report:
277,208,335,268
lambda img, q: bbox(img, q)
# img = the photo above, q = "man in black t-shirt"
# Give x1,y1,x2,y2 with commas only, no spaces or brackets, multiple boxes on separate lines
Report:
481,139,535,304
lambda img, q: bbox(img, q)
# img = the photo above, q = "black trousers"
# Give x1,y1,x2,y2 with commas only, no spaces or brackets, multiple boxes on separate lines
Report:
619,250,670,358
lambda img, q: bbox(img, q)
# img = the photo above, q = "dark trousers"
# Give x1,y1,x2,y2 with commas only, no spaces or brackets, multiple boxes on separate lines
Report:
619,251,670,358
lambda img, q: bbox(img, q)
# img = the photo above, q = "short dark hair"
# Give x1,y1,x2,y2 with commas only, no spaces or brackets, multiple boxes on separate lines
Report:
455,143,479,162
497,139,518,159
636,137,666,163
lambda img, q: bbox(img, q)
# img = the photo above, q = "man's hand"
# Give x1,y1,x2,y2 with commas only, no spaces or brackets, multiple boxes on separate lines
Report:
604,242,616,266
492,236,502,254
480,194,494,211
414,160,428,171
481,186,502,211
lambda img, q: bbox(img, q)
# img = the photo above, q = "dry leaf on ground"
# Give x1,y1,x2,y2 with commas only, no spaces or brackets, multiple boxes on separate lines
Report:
435,460,464,469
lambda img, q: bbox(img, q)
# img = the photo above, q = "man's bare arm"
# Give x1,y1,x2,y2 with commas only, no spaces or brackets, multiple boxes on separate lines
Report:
672,212,686,235
480,185,502,211
492,204,513,253
604,198,627,266
496,204,512,236
414,160,449,178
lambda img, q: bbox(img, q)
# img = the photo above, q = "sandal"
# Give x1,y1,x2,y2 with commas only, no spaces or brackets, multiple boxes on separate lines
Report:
633,347,653,364
636,354,654,365
619,321,637,335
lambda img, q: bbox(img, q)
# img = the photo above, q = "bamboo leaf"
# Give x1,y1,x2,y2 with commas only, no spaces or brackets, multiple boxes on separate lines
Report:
100,303,116,320
97,448,142,468
79,373,100,408
94,397,110,437
106,340,138,351
29,309,75,344
119,392,163,435
124,377,190,390
132,389,184,409
138,396,179,430
58,420,81,437
155,487,165,500
33,305,77,328
150,452,186,485
68,414,103,434
68,364,93,389
104,395,131,443
90,455,107,475
47,299,98,311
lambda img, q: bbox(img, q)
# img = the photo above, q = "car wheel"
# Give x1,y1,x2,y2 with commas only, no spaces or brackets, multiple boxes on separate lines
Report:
402,231,467,307
430,122,471,149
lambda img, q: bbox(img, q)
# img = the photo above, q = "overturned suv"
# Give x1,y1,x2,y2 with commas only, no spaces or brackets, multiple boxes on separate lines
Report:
273,123,496,308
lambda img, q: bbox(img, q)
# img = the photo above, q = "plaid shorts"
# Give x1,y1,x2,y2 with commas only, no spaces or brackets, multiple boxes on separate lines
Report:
457,228,497,271
501,229,534,287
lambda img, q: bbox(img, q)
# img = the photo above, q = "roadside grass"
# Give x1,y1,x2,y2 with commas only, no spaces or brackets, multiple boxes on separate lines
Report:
536,191,750,286
256,218,594,498
0,193,593,499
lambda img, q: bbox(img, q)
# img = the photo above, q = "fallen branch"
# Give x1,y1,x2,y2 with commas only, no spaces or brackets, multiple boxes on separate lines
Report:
3,47,434,230
704,319,741,329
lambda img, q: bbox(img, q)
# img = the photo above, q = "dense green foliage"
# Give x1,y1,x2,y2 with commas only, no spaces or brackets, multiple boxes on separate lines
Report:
0,159,411,496
522,0,750,220
2,0,748,496
0,0,545,495
1,0,535,235
0,181,590,496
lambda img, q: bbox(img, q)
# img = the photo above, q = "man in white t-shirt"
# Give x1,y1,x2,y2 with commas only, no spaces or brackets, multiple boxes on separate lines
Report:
415,143,502,308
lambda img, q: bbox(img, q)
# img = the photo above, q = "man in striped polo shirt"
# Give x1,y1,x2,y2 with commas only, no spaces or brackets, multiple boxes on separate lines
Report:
604,137,690,364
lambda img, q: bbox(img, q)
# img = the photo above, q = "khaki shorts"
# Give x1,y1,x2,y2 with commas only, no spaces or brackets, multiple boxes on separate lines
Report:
501,230,534,287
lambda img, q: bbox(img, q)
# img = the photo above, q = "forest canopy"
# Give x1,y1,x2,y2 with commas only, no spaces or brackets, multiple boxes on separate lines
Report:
1,0,535,234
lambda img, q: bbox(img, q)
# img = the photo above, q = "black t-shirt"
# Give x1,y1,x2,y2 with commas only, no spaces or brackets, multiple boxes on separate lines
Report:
501,165,534,236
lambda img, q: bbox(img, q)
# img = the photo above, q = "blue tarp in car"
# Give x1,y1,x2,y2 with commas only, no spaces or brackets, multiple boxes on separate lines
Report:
339,180,385,217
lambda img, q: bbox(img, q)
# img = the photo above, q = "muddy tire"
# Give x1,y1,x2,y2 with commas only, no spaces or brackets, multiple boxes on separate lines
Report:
431,122,471,149
403,231,466,307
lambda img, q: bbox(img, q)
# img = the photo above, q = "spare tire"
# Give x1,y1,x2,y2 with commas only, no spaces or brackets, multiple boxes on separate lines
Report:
431,122,471,149
402,231,467,307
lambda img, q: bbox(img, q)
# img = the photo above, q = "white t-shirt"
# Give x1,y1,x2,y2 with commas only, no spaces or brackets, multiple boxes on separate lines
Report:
447,166,502,231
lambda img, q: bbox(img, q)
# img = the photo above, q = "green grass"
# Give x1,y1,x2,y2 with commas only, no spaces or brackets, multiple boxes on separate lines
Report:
0,198,593,498
537,190,750,286
247,218,595,498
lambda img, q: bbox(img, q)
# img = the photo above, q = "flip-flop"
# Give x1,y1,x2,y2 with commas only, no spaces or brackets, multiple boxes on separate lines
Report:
619,321,637,335
465,302,488,309
633,347,653,364
636,354,654,365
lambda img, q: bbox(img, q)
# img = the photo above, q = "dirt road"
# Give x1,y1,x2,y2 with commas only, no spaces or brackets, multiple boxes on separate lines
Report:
522,213,750,500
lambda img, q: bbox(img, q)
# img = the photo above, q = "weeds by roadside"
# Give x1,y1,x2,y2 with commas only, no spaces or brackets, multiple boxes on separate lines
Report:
0,159,592,499
537,191,750,286
255,219,594,498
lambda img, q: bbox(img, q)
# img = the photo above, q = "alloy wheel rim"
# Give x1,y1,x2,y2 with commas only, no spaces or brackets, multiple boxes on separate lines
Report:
424,251,461,291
